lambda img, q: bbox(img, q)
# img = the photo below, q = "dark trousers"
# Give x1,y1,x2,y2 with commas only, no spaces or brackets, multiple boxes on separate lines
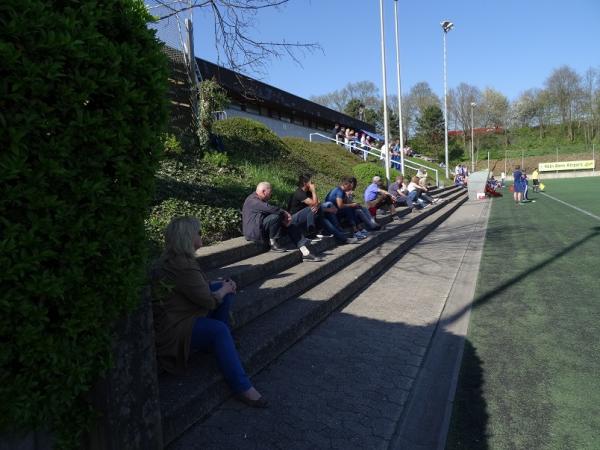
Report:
262,213,303,246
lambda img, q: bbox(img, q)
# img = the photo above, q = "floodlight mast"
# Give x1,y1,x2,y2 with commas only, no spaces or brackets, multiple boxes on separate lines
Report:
470,102,477,173
441,19,453,179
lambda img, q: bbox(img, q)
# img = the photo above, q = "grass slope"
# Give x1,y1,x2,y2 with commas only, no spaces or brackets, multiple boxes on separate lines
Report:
447,177,600,449
145,119,363,253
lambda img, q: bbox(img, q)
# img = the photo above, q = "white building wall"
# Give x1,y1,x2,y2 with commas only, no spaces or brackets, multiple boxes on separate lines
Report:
223,109,332,142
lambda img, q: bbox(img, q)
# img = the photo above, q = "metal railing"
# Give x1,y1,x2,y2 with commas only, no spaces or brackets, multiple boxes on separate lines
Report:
308,132,439,186
213,110,228,120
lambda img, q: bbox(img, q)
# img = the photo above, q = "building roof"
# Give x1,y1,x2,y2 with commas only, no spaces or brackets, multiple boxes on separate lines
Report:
196,57,375,132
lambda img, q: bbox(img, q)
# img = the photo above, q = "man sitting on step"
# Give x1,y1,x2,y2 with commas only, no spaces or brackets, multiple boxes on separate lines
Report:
242,181,322,261
364,176,397,218
388,175,415,211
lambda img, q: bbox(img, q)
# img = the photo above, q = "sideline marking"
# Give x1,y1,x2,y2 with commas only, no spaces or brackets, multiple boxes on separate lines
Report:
540,192,600,221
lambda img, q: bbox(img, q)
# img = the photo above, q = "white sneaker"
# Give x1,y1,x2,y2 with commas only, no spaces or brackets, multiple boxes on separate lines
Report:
354,232,366,240
345,237,359,244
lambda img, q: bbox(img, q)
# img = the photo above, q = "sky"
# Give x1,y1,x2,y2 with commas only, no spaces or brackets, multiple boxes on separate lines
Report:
187,0,600,103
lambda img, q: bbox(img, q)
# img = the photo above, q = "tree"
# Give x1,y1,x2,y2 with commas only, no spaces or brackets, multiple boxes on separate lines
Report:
151,0,320,74
412,105,445,160
343,98,379,128
311,80,380,114
545,65,582,141
481,88,509,129
449,83,481,146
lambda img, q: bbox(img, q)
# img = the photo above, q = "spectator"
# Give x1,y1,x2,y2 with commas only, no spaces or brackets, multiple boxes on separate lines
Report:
332,124,340,143
336,127,346,146
454,173,467,188
349,177,382,233
325,177,367,241
151,216,267,407
242,182,320,261
407,176,439,207
364,176,397,217
388,175,414,211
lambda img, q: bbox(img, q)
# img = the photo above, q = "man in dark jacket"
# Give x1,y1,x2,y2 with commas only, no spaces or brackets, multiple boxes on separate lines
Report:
242,182,322,261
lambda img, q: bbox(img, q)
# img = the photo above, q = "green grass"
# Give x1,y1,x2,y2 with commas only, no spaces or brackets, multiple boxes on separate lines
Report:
447,177,600,450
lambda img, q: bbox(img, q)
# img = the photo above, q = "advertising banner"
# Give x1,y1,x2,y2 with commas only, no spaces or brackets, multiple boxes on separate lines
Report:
538,160,595,172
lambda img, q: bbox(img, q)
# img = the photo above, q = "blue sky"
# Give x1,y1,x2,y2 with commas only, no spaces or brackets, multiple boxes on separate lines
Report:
191,0,600,102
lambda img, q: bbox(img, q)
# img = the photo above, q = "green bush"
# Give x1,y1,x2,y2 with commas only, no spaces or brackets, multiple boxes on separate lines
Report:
203,151,230,168
213,117,290,164
352,163,400,192
0,1,167,447
146,200,241,254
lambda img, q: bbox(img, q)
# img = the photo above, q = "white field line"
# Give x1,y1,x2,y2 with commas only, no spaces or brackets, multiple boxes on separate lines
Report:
540,192,600,221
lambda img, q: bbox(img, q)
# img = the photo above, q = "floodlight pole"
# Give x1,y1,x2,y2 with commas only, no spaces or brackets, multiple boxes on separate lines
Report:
393,0,405,175
470,102,476,173
379,0,391,185
441,21,453,179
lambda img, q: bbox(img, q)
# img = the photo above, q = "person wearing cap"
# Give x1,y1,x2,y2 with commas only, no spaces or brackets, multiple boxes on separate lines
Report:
364,176,396,217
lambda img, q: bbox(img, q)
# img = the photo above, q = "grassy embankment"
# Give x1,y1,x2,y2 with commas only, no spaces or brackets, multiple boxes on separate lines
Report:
146,118,374,253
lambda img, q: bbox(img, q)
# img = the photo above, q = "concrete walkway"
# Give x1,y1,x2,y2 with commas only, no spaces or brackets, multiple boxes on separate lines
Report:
168,199,491,450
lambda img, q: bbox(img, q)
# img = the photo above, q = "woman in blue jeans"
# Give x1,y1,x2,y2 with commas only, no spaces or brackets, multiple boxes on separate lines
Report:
152,216,267,407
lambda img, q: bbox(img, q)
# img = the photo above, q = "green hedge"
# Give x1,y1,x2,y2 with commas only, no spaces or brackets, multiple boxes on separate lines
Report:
0,1,167,447
352,163,401,192
213,117,290,164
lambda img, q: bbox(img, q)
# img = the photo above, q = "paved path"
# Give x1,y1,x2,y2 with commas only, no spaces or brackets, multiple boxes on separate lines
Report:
169,200,491,450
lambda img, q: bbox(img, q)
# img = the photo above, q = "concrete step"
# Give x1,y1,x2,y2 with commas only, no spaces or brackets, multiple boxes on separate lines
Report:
203,188,462,292
159,190,467,445
228,188,466,331
194,187,457,271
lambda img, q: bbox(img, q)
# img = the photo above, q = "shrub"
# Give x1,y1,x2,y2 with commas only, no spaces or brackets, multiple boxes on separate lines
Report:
352,163,400,191
163,133,184,157
203,151,230,168
213,117,290,163
0,1,167,447
197,78,230,150
146,200,241,254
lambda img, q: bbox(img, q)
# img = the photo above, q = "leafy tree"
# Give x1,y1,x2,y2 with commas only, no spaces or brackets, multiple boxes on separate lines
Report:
411,105,445,160
545,65,582,141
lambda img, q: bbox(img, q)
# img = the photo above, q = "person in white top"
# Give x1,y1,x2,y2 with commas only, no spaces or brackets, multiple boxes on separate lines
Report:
407,176,438,207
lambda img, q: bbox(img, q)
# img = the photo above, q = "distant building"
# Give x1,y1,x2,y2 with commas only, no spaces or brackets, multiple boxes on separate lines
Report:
164,47,374,141
448,127,504,137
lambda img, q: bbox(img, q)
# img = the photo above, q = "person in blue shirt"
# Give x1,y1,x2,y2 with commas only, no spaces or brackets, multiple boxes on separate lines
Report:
364,176,396,216
325,177,367,241
512,165,525,205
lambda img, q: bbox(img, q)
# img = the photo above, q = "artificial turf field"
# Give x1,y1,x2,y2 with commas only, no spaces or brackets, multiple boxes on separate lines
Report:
446,176,600,450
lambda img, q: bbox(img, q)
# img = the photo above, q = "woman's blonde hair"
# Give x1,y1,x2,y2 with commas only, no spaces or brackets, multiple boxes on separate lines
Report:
161,216,200,260
411,176,419,183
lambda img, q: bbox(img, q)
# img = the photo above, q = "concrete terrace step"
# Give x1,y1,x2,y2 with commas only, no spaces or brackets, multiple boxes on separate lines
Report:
227,189,466,331
194,186,459,271
159,189,468,445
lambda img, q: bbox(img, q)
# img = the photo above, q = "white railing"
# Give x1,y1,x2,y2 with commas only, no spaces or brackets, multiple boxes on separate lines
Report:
213,110,228,120
309,132,440,187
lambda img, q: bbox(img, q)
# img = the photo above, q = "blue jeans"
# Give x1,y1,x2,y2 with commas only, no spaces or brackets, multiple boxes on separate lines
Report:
190,282,251,394
355,207,380,230
291,206,316,234
320,202,349,243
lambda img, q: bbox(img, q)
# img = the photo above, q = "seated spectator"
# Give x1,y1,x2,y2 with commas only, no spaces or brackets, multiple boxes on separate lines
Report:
336,127,346,146
349,177,382,233
151,216,267,407
325,177,369,241
454,174,467,187
417,169,428,188
407,176,439,207
243,182,320,261
388,175,414,211
364,176,397,217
